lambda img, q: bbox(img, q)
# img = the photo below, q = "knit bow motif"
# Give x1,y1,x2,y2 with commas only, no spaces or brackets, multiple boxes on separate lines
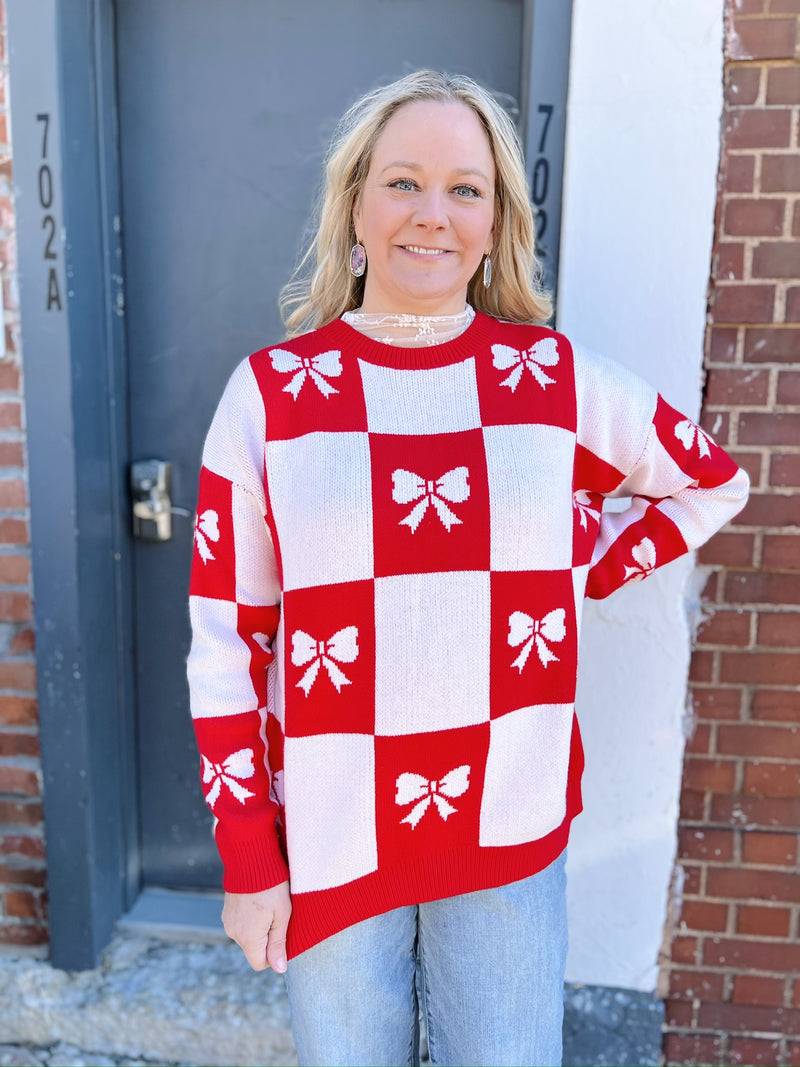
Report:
674,419,713,459
573,490,602,531
269,348,343,400
201,748,256,809
395,765,471,829
194,509,219,563
392,467,470,532
624,537,657,582
508,608,567,672
491,337,559,392
292,625,359,696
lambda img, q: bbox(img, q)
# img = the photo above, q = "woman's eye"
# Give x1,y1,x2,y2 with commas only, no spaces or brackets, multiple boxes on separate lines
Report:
454,184,481,198
389,178,417,192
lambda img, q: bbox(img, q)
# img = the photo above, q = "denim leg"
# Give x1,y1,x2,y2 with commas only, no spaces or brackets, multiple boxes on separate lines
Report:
285,905,419,1067
418,852,568,1067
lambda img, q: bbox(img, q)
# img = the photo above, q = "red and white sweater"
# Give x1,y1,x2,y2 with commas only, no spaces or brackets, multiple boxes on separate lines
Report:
187,311,748,958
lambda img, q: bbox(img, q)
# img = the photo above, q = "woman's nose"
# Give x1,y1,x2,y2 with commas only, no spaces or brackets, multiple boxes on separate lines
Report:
413,189,448,228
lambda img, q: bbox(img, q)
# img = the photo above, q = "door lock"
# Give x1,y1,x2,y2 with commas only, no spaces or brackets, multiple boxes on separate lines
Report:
130,459,177,542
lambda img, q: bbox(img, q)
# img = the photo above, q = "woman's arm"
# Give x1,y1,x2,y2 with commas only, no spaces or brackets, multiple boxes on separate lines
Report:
572,342,750,598
187,358,290,961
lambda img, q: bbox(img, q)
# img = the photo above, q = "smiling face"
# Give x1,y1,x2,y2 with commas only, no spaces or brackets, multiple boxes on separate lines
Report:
352,99,496,316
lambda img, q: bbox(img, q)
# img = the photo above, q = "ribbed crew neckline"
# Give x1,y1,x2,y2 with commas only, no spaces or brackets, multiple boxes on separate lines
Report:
326,309,495,370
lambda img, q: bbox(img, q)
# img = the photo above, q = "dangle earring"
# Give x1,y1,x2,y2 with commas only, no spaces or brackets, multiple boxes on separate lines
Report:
483,253,492,289
350,240,367,278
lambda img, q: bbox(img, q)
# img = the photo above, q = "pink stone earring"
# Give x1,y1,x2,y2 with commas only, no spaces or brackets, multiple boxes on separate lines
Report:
350,241,367,277
483,254,492,289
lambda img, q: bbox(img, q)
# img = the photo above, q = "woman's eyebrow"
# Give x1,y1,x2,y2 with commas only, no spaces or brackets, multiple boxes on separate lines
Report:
379,160,492,182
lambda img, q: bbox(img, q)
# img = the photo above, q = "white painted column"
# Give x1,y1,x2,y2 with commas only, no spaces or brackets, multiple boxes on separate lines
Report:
557,0,724,990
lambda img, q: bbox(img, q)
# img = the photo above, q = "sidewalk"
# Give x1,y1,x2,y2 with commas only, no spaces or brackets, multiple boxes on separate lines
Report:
0,931,663,1066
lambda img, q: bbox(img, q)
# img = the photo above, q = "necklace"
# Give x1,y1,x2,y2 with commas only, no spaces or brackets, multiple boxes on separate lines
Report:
341,305,475,347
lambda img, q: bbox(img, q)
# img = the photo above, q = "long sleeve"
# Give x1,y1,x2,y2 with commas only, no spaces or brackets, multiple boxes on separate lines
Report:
187,357,288,892
572,342,750,600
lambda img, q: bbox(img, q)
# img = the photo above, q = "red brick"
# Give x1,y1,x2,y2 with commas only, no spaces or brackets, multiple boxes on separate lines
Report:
0,517,26,545
727,66,761,106
707,864,800,901
770,454,800,487
700,570,721,602
737,903,792,937
0,864,46,888
757,611,800,646
787,286,800,321
772,0,800,11
3,889,46,920
0,401,20,431
0,924,48,946
741,830,798,866
689,649,715,683
739,412,800,447
789,197,798,234
753,241,800,278
671,935,700,965
0,799,42,826
669,968,726,1000
730,17,797,59
700,411,730,446
725,198,785,236
698,532,756,567
700,999,800,1034
679,826,735,862
752,688,800,722
705,366,770,404
0,696,37,726
729,1037,783,1066
729,0,766,12
0,591,29,621
0,662,36,690
721,650,800,685
762,533,800,570
729,451,762,484
709,326,739,362
680,899,729,933
711,793,800,828
744,760,800,796
761,154,800,193
0,766,39,796
690,686,743,720
744,326,800,361
777,370,800,404
718,723,800,759
733,494,800,528
0,362,19,392
697,609,752,647
713,241,745,281
683,758,737,793
703,935,800,970
713,284,776,323
0,835,45,860
663,1033,724,1067
9,627,34,654
0,554,29,584
790,1041,800,1067
682,865,703,895
0,442,23,468
681,788,706,820
727,153,757,193
0,478,25,509
0,732,38,757
685,722,712,756
665,998,694,1027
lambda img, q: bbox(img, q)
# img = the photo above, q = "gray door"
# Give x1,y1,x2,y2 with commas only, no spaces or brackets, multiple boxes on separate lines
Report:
117,0,524,889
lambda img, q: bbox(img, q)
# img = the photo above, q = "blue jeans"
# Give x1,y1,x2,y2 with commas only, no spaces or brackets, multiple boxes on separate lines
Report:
285,852,568,1066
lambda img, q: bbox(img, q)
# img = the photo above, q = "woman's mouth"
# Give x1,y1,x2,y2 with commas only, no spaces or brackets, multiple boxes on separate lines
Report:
401,245,451,256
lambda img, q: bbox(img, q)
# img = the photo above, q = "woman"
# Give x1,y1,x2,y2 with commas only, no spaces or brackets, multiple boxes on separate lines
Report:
187,71,748,1067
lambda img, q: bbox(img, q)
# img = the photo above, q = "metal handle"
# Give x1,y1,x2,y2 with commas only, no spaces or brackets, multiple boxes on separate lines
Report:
130,459,173,542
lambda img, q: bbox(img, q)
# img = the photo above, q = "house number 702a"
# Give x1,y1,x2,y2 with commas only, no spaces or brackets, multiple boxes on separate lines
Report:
35,112,62,312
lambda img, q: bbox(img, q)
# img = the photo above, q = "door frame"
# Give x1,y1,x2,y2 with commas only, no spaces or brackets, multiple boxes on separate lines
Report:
7,0,572,971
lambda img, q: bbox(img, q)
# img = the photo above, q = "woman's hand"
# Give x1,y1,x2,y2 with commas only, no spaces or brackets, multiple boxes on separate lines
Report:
222,881,292,973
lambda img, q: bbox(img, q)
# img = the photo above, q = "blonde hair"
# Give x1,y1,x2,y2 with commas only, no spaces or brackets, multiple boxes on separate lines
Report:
280,70,552,336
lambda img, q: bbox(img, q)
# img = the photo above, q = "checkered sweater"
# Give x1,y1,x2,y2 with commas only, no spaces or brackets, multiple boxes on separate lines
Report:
187,312,748,958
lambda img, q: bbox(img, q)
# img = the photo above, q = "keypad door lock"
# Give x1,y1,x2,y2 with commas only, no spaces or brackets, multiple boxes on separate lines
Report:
130,459,175,542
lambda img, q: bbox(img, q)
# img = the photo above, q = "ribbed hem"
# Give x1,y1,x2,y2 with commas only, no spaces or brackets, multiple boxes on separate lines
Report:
322,310,496,369
285,802,580,959
219,826,289,894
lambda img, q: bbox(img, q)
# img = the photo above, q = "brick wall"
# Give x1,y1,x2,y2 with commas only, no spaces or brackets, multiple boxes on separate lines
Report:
0,0,46,952
663,3,800,1065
